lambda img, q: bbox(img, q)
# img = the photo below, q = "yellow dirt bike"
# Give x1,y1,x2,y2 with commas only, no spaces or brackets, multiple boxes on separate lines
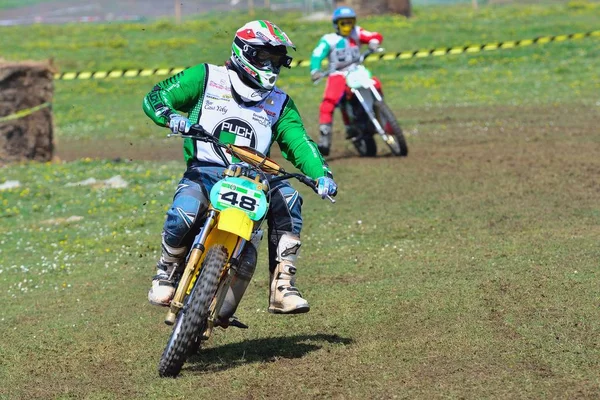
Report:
158,124,334,377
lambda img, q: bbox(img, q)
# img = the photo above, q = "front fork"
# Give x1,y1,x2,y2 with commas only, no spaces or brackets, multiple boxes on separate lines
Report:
164,209,219,325
164,207,250,336
351,87,392,143
202,237,247,339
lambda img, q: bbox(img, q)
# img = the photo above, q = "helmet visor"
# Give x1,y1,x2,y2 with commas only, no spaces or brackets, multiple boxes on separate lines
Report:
337,18,355,36
255,49,293,69
235,37,293,70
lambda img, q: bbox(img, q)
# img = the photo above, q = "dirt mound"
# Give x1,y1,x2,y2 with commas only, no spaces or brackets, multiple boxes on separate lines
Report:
0,60,55,164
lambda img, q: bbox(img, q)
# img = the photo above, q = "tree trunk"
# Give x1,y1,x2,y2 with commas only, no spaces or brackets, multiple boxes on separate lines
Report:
334,0,411,17
387,0,411,16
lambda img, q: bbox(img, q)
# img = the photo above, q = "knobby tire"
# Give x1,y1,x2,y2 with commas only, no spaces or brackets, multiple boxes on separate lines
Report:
375,101,408,157
353,134,377,157
158,245,227,377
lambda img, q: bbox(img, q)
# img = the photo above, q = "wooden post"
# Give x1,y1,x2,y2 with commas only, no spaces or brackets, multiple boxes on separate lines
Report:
472,0,478,9
249,0,255,16
174,0,181,24
265,0,270,8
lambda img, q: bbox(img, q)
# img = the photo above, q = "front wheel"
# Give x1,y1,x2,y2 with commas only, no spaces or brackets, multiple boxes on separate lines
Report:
374,101,408,157
352,135,377,157
158,245,227,378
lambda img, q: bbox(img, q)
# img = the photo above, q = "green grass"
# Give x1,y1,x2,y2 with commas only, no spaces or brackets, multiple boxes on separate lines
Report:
1,2,600,399
2,2,599,146
0,0,67,10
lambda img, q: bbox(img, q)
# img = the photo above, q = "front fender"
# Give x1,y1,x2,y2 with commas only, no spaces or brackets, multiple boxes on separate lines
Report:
216,207,253,241
186,208,252,294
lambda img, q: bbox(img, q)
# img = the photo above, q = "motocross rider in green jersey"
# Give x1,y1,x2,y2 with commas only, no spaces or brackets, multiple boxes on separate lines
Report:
142,20,337,317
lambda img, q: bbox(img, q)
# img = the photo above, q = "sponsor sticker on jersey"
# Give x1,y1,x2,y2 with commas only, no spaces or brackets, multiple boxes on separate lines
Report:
212,117,257,162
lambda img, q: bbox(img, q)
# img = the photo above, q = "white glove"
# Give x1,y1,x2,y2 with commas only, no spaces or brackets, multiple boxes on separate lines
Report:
316,176,338,199
311,70,324,82
168,114,191,134
368,39,380,51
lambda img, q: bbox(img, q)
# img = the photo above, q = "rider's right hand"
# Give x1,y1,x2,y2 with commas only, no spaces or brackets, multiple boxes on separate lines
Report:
316,176,338,199
168,114,191,135
311,70,324,82
368,39,380,51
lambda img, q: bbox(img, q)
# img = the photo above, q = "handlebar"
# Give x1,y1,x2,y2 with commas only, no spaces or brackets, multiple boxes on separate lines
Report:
168,124,217,144
269,173,336,203
313,47,384,84
168,124,336,203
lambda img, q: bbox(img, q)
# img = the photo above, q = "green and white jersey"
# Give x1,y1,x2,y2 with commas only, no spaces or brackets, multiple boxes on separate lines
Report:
143,63,331,179
196,64,286,165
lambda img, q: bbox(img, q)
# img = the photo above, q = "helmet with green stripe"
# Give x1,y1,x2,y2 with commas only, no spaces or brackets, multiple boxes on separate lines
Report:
230,20,295,91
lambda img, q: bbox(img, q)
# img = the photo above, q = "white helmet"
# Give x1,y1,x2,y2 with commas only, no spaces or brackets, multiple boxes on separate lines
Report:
230,20,295,92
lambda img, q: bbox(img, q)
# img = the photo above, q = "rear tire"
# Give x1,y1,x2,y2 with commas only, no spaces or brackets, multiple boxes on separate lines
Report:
158,245,227,377
375,101,408,157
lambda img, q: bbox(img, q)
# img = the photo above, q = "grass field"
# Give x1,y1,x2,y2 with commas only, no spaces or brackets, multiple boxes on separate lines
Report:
1,2,600,399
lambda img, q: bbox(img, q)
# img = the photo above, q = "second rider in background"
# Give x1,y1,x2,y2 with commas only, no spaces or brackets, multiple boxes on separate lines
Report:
310,6,384,156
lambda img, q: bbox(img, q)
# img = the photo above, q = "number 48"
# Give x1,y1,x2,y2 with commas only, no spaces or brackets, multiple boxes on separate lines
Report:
221,191,257,211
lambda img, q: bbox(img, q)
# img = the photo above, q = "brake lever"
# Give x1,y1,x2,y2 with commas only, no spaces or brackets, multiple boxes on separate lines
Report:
298,175,336,204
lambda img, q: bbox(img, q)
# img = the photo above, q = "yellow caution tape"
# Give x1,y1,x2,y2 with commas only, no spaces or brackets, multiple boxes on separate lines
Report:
54,30,600,81
0,102,51,123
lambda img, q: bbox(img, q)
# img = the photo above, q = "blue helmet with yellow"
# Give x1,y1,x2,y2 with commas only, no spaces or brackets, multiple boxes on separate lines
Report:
332,6,356,37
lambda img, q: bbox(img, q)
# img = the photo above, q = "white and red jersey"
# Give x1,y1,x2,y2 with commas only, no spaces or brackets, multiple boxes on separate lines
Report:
310,26,383,73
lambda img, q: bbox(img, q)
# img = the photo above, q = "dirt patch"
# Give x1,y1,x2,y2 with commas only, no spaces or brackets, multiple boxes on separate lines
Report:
55,103,600,165
56,137,182,162
0,60,55,164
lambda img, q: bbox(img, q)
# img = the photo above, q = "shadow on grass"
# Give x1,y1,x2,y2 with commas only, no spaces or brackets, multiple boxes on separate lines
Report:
326,152,398,162
325,153,361,162
185,333,353,373
324,145,402,162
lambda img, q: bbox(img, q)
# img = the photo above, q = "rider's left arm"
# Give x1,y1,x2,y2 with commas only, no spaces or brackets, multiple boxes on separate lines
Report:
357,26,383,45
273,97,333,180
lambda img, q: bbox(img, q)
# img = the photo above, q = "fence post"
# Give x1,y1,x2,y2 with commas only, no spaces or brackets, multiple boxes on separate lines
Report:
174,0,181,23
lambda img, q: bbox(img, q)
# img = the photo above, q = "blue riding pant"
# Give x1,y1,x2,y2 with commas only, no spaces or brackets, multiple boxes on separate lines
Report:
162,162,303,271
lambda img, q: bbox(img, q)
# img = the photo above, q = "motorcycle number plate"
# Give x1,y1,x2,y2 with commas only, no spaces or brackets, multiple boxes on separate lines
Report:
346,65,372,89
210,177,268,221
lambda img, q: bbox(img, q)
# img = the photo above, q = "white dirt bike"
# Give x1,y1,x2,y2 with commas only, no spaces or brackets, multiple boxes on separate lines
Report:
317,48,408,157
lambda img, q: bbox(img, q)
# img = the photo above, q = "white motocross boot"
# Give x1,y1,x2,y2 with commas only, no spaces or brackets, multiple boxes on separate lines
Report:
148,237,187,307
317,123,332,157
269,233,310,314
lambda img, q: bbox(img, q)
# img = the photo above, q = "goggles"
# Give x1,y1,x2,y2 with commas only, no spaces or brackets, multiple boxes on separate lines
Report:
337,18,356,27
235,37,293,70
336,18,355,36
255,48,293,69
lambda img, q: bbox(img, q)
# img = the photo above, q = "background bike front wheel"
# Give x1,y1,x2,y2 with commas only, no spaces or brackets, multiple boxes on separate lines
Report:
375,101,408,157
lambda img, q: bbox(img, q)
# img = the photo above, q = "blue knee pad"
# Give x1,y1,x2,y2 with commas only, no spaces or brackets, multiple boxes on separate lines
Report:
163,179,208,247
269,183,303,236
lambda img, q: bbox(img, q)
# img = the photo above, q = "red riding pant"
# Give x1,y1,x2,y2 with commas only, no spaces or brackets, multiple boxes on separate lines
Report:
319,73,382,125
